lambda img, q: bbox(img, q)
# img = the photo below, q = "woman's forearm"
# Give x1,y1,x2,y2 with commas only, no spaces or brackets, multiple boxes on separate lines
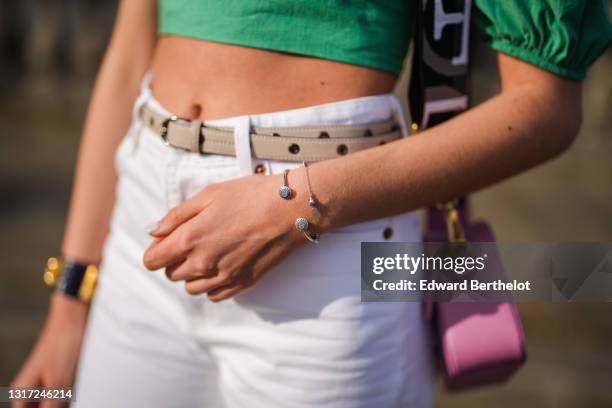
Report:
61,0,156,263
304,56,583,233
60,68,142,263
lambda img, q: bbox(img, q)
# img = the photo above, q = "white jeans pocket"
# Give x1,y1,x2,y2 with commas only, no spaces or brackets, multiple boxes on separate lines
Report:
175,155,241,202
113,126,138,175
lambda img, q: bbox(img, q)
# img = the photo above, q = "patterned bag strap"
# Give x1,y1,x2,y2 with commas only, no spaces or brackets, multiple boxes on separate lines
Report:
408,0,473,243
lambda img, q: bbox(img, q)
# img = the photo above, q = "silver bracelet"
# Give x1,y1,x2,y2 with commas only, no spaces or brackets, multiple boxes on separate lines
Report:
278,164,320,243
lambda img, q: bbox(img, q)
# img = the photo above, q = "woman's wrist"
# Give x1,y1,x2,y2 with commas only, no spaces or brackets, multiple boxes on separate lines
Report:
288,161,347,234
49,292,89,326
283,166,330,238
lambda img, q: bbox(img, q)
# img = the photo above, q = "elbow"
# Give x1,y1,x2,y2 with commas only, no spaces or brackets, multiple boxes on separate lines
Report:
547,95,582,159
545,103,581,161
527,80,584,161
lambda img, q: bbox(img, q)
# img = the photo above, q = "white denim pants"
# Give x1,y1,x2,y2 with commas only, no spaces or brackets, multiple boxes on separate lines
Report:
72,77,436,408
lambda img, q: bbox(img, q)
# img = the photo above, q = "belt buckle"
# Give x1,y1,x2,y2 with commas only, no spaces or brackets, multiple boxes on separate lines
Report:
160,115,180,146
160,115,204,151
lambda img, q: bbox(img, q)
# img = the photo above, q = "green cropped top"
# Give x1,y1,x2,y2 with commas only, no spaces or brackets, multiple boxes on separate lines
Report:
159,0,611,80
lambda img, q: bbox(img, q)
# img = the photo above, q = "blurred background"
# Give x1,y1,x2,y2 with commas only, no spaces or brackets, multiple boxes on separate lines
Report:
0,1,610,407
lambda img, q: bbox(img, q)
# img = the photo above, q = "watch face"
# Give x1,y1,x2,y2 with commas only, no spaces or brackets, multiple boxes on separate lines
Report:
279,186,291,199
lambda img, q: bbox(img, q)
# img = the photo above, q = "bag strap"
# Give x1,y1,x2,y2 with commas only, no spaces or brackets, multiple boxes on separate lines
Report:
408,0,473,242
409,0,472,127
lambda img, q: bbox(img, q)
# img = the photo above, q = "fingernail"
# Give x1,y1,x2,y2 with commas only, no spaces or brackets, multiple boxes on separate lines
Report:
145,221,160,235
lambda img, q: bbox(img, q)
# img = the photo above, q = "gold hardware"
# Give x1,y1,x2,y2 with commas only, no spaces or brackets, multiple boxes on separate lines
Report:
43,256,98,304
417,121,465,243
43,256,64,288
439,200,466,243
78,264,99,304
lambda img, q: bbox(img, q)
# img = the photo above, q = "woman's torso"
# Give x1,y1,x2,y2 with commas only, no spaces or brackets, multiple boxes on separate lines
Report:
150,36,398,121
150,0,411,119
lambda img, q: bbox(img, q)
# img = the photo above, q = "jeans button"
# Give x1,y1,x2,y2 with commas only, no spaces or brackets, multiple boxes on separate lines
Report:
383,227,393,240
254,163,266,174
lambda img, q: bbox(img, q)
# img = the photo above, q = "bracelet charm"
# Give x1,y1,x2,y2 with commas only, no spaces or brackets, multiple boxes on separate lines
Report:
295,217,320,243
302,161,317,207
279,169,292,199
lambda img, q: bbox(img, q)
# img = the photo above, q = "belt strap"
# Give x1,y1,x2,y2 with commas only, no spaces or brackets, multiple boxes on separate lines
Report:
139,105,402,162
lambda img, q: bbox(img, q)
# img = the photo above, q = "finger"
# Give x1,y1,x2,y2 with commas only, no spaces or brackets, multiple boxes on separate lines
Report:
147,192,209,237
10,393,39,408
11,366,42,408
164,259,185,280
207,239,291,302
184,274,228,296
10,387,40,408
165,256,218,282
11,363,41,388
143,223,196,271
207,282,252,302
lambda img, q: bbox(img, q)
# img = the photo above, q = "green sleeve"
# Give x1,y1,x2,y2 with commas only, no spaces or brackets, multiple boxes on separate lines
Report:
473,0,612,80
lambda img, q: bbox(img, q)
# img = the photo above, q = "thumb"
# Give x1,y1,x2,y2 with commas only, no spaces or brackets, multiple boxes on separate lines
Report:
11,367,42,408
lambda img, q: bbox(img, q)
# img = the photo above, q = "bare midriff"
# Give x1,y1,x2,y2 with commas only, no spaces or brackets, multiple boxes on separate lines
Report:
150,36,398,121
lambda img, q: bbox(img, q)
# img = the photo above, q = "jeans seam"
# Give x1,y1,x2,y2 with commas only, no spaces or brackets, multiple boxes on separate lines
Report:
165,150,184,211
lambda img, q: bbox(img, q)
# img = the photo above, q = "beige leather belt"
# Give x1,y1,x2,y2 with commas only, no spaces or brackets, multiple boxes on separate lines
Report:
139,105,402,162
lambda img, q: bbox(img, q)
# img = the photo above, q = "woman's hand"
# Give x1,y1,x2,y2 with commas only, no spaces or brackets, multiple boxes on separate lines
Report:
11,294,88,408
143,171,314,302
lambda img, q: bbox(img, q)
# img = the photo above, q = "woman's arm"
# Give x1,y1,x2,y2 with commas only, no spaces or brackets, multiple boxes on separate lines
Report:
142,53,582,302
62,0,157,262
11,0,156,402
306,53,582,231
